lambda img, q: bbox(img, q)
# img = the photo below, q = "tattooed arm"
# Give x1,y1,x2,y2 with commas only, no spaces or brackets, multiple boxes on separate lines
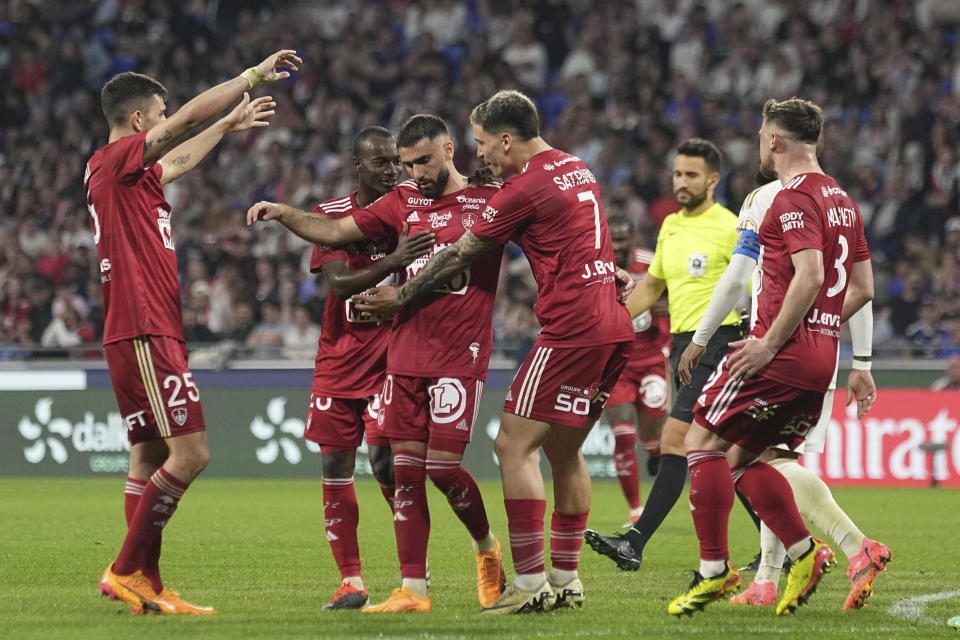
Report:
351,230,499,320
161,94,276,185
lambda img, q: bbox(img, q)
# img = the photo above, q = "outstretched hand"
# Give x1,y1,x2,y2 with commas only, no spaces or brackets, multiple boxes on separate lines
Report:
247,201,284,227
351,286,402,323
255,50,301,83
845,369,877,419
677,341,706,386
224,94,277,133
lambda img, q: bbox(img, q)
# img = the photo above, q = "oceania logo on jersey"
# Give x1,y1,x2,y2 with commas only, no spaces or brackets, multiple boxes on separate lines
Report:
821,185,847,198
482,205,498,222
429,211,452,228
408,197,433,206
461,212,478,229
456,195,486,204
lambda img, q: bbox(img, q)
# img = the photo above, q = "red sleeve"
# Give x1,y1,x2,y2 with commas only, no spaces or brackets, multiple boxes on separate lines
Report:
469,182,535,244
103,130,152,185
853,205,870,262
309,202,349,273
770,189,823,253
353,190,402,243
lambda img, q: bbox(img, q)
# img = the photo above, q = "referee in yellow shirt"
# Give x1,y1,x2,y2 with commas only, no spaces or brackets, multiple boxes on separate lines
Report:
586,138,746,570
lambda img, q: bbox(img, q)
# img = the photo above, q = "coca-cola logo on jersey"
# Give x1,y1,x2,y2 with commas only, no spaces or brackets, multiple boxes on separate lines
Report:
429,211,453,228
461,212,478,229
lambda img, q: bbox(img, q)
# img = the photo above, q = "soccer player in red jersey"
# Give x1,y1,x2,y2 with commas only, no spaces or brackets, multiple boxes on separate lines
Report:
306,126,435,610
352,90,635,614
86,50,300,615
605,215,670,527
247,115,507,613
667,98,876,617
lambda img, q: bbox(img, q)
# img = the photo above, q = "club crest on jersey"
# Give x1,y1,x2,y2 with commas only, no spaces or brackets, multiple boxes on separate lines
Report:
461,211,478,230
171,407,188,426
688,253,708,277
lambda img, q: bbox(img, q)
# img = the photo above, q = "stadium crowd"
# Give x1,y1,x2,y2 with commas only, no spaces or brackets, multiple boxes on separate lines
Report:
1,0,959,360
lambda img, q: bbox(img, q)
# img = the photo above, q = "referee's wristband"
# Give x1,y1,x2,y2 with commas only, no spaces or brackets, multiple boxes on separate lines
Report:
851,358,872,371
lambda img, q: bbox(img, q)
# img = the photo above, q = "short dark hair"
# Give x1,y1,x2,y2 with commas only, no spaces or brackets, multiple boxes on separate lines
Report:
353,126,394,156
676,138,722,173
396,114,449,148
762,98,823,145
470,90,540,141
606,214,635,233
100,72,167,127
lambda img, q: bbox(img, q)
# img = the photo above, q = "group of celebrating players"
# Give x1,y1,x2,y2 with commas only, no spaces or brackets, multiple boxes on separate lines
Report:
85,49,889,618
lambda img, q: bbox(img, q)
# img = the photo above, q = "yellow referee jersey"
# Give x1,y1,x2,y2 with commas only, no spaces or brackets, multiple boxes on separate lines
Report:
648,203,739,334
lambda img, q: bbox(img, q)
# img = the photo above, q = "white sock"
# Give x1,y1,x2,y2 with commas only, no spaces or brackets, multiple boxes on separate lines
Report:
343,575,365,590
514,572,547,592
472,531,498,553
699,558,727,578
755,521,786,585
772,458,865,559
547,568,577,586
629,505,645,518
401,578,428,598
786,537,813,562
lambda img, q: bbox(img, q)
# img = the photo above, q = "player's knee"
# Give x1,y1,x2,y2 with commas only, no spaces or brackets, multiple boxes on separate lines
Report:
322,449,355,478
426,462,458,489
369,449,394,486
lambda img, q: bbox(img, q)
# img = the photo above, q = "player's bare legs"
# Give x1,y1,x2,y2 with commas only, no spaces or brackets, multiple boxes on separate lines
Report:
426,446,503,606
605,403,644,523
368,444,395,505
636,410,664,474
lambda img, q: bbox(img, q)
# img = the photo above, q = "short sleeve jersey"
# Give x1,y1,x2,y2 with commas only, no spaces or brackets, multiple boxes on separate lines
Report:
648,203,740,334
623,248,671,371
352,180,504,379
752,173,870,392
83,130,182,344
309,192,396,398
468,149,633,347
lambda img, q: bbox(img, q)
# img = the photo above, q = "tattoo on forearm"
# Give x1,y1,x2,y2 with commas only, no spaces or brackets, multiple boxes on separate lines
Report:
171,153,191,166
397,232,496,305
144,129,174,154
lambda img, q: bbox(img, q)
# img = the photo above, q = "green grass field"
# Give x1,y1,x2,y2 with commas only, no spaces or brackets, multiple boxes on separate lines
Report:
2,476,957,639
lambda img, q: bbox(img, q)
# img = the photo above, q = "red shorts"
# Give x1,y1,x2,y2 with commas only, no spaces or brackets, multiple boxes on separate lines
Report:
693,359,824,455
504,340,633,428
304,393,387,451
607,357,669,417
378,374,484,445
104,335,206,445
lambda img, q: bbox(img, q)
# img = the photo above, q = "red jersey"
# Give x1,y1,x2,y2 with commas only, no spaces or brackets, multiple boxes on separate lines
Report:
623,248,671,372
753,173,869,392
353,180,503,379
309,192,396,398
83,130,182,345
469,148,633,346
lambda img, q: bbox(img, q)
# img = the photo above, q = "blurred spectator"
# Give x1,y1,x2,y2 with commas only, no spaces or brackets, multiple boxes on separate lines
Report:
182,306,217,345
931,356,960,390
282,305,321,360
245,300,290,357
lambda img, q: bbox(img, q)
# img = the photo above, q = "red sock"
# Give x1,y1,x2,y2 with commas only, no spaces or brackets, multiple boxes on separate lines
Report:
393,450,429,579
323,476,361,579
426,458,490,541
549,510,589,571
505,498,547,576
123,477,163,592
734,459,809,550
640,438,661,456
612,423,641,509
687,450,733,561
378,481,395,512
114,467,187,578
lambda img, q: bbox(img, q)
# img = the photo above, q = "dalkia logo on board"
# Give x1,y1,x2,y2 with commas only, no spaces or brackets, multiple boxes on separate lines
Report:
250,396,319,464
17,397,129,471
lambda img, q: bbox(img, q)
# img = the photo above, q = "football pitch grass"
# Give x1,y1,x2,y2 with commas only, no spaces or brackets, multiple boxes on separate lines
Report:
3,477,957,639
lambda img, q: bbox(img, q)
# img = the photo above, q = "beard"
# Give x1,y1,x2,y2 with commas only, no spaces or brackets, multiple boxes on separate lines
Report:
758,155,777,181
417,168,450,199
674,186,709,211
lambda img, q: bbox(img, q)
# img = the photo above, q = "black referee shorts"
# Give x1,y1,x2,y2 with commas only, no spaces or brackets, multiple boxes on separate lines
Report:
668,324,745,423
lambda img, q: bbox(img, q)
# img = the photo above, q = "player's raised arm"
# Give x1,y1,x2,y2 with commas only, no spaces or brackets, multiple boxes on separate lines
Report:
143,49,300,164
247,201,367,247
160,94,276,185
